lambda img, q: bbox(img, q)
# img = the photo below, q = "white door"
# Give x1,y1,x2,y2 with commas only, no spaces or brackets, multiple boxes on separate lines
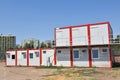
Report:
18,52,27,66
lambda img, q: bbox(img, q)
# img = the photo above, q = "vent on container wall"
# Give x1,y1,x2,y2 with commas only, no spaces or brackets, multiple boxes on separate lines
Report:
58,50,61,53
82,49,87,53
102,48,108,53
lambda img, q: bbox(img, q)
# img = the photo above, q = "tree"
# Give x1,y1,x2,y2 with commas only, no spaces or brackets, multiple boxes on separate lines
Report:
30,41,34,48
114,35,120,43
15,44,22,49
23,43,30,49
40,42,47,48
113,35,120,50
47,42,52,48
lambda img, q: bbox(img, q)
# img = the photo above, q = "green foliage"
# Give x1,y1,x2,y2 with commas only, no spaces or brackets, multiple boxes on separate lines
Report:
47,42,52,48
113,35,120,50
40,42,47,48
23,43,30,49
114,35,120,43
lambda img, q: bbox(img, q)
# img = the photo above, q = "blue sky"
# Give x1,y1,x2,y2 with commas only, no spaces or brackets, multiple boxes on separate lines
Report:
0,0,120,44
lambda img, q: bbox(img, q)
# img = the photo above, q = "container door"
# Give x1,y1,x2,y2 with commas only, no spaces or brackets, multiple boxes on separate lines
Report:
91,48,99,67
18,53,23,66
18,52,27,66
73,49,80,66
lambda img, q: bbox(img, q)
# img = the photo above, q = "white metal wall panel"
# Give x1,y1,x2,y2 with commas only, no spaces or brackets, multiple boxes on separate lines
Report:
56,28,70,46
56,49,70,66
17,50,27,66
42,49,54,66
6,51,16,66
29,50,40,66
91,48,110,67
72,26,88,46
73,48,89,67
90,24,109,45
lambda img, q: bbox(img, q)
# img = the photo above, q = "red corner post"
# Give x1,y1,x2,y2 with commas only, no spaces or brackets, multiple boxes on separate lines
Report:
69,26,72,46
40,48,42,65
87,24,91,45
70,48,73,67
54,49,57,65
89,49,92,67
15,50,17,66
108,22,111,44
27,49,29,66
69,26,73,67
87,24,92,67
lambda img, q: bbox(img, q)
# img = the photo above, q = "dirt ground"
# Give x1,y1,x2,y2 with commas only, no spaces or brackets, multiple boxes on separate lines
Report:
0,62,56,80
0,61,120,80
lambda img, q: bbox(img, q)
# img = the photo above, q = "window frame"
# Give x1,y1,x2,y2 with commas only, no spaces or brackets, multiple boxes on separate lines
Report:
73,50,80,59
92,48,100,59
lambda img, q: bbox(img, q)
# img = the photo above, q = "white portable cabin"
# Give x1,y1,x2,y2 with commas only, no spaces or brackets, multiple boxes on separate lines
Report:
55,22,112,46
56,47,111,67
6,48,55,67
56,49,71,66
90,23,112,45
17,50,28,66
55,28,70,46
91,47,111,67
55,22,113,68
6,50,16,66
28,49,40,66
41,49,55,66
56,48,89,67
72,26,88,46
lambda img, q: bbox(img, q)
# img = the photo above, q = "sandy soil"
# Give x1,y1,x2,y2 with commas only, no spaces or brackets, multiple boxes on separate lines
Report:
0,61,120,80
0,62,56,80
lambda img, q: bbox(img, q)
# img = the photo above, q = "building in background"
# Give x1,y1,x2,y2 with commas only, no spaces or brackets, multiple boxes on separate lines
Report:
21,38,40,49
0,34,16,60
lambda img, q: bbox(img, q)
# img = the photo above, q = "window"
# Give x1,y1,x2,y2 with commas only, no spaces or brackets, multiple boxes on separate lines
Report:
35,52,39,57
43,51,46,54
92,49,99,59
12,55,15,59
73,50,79,58
22,52,26,59
7,53,10,58
30,53,33,59
58,50,61,53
